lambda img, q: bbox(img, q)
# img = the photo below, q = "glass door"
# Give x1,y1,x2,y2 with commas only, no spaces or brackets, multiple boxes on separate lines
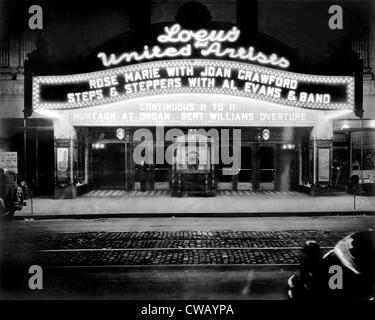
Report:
91,142,126,189
238,145,253,190
259,145,275,190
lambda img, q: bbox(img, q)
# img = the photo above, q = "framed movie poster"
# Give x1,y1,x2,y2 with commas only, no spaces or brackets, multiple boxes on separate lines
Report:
318,148,330,183
57,148,69,172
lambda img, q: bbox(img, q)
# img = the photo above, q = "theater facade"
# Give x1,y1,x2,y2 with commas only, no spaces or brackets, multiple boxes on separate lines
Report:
30,23,358,198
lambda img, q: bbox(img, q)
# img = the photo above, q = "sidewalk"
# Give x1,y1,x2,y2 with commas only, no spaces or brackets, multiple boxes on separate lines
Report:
15,192,375,218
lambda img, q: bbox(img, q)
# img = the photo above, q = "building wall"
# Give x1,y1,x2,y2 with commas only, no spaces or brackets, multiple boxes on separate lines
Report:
151,0,236,24
1,0,374,197
2,0,373,125
1,1,373,73
1,0,374,128
368,0,375,75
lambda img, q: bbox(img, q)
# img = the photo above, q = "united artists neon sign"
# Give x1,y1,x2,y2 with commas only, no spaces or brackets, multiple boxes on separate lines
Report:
97,24,291,69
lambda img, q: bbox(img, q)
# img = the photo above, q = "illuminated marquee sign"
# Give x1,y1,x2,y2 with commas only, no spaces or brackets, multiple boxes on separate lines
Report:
69,99,319,127
33,59,354,111
97,24,290,69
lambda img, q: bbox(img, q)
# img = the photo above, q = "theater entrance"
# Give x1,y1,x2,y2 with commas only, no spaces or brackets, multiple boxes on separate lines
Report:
237,142,298,192
237,144,277,191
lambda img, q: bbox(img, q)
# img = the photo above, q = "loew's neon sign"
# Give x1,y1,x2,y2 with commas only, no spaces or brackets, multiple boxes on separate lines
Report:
97,24,290,69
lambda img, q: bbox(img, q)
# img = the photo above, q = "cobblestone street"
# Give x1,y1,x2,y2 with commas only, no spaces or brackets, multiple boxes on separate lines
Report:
41,248,304,266
1,216,373,299
2,230,352,267
35,230,347,250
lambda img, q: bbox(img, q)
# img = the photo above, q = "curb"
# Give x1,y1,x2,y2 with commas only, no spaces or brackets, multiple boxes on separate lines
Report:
8,210,375,220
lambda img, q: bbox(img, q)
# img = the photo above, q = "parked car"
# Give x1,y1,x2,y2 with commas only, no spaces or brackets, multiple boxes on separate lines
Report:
288,230,375,300
0,168,26,216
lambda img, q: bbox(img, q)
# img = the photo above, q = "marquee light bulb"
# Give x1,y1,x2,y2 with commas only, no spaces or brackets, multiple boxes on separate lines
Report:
32,59,355,112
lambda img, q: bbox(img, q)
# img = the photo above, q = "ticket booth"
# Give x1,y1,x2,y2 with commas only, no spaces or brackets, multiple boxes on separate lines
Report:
171,132,216,197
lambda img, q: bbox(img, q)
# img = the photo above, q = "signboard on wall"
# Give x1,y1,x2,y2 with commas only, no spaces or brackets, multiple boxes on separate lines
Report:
0,152,18,173
318,148,330,182
57,148,69,172
56,146,70,186
116,128,125,140
33,59,354,112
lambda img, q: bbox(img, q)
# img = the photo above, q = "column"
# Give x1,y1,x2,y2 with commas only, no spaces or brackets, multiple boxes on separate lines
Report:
53,113,77,199
310,112,333,196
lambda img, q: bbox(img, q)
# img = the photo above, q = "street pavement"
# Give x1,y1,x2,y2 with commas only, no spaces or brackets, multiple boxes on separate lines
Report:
17,192,375,217
3,215,374,234
1,215,373,299
3,266,298,300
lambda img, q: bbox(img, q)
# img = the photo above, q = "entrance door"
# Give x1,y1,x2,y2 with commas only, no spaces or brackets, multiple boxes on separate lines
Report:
36,130,55,195
277,146,297,191
237,145,253,190
154,144,169,190
259,145,275,190
91,143,126,189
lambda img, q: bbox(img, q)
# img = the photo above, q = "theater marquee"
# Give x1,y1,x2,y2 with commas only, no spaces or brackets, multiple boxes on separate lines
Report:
33,59,354,111
68,98,319,127
32,24,354,113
